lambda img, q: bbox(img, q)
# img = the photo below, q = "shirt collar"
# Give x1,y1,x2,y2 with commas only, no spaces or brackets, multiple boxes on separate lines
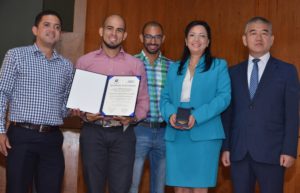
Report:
96,47,126,58
32,43,60,60
140,50,165,65
248,52,270,65
141,50,162,59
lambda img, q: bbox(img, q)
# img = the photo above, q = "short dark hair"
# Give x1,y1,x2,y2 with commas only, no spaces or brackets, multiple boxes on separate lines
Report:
142,21,164,34
34,10,62,27
245,16,272,34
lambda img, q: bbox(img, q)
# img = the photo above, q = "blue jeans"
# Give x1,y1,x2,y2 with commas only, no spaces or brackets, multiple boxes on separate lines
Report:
129,125,166,193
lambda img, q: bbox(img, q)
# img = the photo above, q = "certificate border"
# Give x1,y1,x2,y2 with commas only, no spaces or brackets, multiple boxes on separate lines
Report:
100,75,141,117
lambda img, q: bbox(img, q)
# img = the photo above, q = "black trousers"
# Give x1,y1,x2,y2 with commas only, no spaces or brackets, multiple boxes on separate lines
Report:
6,125,65,193
80,122,136,193
231,153,284,193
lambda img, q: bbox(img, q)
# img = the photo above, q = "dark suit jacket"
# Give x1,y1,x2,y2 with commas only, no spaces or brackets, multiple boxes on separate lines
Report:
222,56,299,164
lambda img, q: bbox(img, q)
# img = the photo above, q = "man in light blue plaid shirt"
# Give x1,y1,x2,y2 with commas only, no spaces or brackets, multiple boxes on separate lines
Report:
129,21,173,193
0,10,74,193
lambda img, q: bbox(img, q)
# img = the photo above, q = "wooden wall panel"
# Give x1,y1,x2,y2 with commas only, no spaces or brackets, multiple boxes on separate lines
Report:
255,0,300,73
84,0,256,65
61,130,81,193
1,0,300,193
84,0,300,72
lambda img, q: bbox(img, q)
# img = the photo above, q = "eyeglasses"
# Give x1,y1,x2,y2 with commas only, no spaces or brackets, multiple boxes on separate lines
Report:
143,34,163,41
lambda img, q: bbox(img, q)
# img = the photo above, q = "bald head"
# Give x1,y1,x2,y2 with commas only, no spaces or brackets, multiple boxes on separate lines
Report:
99,14,127,51
103,14,126,31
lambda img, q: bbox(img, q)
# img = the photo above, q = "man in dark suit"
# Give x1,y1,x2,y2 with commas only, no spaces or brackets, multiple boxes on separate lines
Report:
221,16,299,193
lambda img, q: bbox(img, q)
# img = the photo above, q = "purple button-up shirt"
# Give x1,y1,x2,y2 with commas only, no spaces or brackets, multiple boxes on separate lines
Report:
76,48,149,120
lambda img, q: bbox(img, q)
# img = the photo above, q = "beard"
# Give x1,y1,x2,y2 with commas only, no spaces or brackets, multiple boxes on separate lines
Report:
103,39,122,49
144,43,161,54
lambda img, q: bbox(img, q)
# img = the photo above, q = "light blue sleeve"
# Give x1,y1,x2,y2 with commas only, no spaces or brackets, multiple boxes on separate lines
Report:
160,63,178,122
192,59,231,125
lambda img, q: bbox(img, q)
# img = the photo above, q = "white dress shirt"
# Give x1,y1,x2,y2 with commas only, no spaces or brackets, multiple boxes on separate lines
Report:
180,68,193,102
247,52,270,88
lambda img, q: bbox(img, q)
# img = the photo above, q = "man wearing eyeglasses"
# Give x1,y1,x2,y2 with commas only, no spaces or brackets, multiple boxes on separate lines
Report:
75,15,149,193
129,21,173,193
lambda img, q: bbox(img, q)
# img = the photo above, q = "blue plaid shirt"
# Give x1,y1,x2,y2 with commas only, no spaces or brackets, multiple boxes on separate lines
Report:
135,51,172,122
0,44,74,133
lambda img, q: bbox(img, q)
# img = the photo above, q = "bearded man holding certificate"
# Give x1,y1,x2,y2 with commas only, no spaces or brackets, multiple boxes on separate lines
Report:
73,14,149,193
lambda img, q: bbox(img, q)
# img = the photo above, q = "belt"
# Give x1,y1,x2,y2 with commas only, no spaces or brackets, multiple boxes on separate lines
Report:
138,121,166,128
13,122,59,132
88,120,122,128
101,120,122,127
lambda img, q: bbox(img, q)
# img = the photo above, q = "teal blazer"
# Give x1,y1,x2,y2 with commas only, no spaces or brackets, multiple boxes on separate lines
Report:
160,57,231,141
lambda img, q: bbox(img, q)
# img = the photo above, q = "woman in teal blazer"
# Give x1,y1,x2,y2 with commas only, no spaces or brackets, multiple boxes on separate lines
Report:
160,21,231,193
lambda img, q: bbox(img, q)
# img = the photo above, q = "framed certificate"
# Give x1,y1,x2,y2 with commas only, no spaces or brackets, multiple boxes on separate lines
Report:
67,69,140,117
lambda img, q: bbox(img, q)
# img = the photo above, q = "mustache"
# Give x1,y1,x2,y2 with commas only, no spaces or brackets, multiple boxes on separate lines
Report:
146,43,159,46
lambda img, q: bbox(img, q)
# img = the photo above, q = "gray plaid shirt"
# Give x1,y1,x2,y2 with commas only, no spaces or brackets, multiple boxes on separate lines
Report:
0,44,74,133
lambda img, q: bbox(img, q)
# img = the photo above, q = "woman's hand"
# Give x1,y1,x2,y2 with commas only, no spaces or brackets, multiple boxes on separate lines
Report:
170,114,185,129
187,115,195,129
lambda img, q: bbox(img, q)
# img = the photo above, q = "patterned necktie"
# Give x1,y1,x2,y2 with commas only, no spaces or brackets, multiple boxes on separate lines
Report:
249,58,260,99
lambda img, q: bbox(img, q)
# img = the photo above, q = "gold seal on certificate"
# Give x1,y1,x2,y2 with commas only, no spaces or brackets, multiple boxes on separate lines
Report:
67,69,140,117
